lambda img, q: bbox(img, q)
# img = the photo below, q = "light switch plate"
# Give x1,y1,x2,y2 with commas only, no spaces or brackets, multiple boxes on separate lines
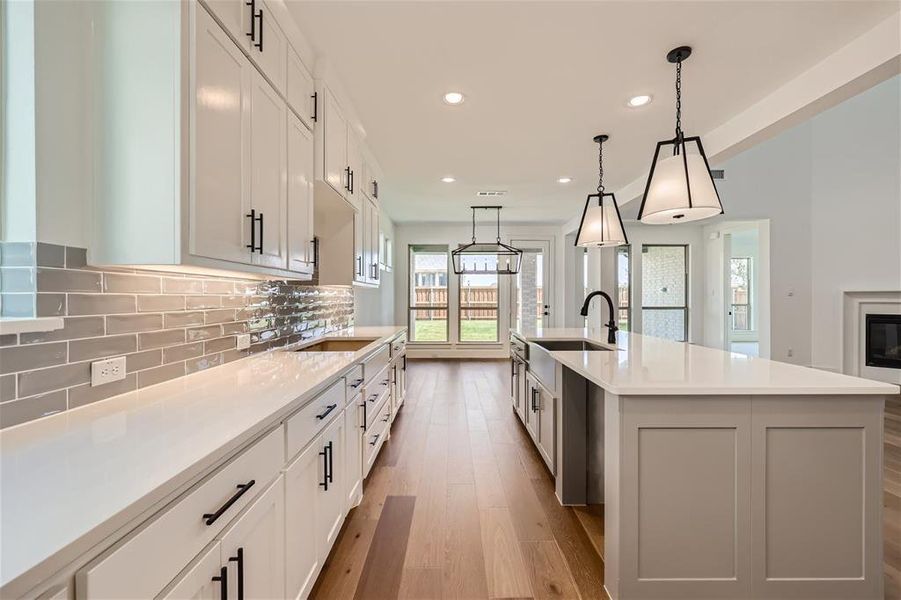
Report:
236,334,251,350
91,356,127,386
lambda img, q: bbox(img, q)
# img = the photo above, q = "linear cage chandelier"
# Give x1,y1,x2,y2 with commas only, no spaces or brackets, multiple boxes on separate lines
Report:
452,206,523,275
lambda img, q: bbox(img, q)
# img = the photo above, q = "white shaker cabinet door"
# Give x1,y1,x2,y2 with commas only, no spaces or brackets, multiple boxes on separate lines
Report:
286,44,315,130
286,111,314,274
536,385,556,475
322,87,348,199
249,70,288,270
317,414,346,558
368,198,380,285
345,400,364,510
284,440,321,600
191,5,253,265
199,0,248,46
353,207,366,283
245,0,287,94
158,542,223,600
219,477,285,600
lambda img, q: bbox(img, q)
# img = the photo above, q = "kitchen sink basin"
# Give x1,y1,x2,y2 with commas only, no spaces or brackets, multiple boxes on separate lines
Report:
294,338,377,352
532,339,611,352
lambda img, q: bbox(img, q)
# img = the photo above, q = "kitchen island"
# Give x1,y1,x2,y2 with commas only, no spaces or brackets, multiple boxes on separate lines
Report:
511,326,897,600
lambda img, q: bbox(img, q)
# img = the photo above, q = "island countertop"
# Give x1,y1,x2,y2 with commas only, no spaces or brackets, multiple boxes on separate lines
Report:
0,326,405,595
512,327,899,396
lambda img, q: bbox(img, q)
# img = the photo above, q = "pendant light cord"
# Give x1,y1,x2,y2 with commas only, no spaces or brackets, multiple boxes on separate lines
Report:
495,207,501,244
471,207,477,244
597,138,605,194
674,58,683,141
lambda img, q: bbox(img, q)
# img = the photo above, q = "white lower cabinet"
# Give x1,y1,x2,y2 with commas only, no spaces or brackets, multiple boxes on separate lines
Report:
284,411,346,600
345,397,364,510
158,541,223,600
525,372,556,475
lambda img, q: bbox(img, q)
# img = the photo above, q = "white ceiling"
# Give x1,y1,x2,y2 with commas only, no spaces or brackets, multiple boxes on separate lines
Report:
287,1,898,224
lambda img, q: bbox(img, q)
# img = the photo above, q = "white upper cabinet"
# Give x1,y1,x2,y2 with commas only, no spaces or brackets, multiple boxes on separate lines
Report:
190,5,253,265
243,0,287,95
321,86,349,200
199,0,250,44
362,155,381,201
367,198,380,285
286,44,316,130
248,70,288,269
287,111,315,274
346,130,363,211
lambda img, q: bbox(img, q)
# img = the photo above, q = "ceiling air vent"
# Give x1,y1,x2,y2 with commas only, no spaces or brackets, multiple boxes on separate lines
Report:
710,169,725,180
476,190,507,197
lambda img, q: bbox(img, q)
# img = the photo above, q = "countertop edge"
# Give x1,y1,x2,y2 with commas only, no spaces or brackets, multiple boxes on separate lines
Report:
0,327,406,596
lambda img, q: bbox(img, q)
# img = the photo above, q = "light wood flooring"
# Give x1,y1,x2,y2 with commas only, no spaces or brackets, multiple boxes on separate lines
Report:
311,359,901,599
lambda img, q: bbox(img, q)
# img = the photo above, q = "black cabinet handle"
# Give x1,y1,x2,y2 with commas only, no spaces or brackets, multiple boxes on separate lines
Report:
319,444,329,490
368,393,378,403
245,0,256,42
228,548,244,600
349,377,364,389
311,91,318,122
373,180,379,199
382,414,390,423
212,566,228,600
253,8,263,51
345,167,351,192
531,388,539,412
246,210,262,253
356,256,363,276
350,169,355,194
361,401,367,429
370,433,380,446
380,378,389,387
203,480,255,526
311,237,319,267
327,440,334,483
316,403,337,420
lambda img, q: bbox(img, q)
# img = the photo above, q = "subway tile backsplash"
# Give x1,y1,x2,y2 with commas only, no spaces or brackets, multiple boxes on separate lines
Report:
0,243,354,429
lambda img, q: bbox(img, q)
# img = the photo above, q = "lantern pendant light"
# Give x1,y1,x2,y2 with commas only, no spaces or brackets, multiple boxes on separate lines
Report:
575,134,628,247
452,206,523,275
637,46,724,225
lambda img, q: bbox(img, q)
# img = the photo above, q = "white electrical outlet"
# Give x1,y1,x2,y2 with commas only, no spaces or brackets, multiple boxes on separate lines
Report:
91,356,127,386
236,334,251,350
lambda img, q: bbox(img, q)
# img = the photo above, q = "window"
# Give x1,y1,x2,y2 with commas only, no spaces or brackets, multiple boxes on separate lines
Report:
409,245,449,342
641,245,688,341
616,246,631,331
730,257,751,331
458,255,499,342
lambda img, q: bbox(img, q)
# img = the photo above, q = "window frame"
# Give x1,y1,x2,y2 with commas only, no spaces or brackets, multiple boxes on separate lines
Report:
616,245,632,332
730,256,752,332
640,244,689,342
457,257,499,344
407,244,450,344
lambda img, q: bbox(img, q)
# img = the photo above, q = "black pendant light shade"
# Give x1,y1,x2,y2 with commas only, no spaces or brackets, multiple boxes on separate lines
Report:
637,46,724,225
452,206,523,275
575,135,628,247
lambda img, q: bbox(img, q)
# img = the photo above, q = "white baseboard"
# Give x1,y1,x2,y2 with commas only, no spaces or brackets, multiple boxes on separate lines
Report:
407,348,508,360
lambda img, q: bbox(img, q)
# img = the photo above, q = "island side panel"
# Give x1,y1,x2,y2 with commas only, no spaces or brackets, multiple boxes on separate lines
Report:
604,393,622,600
749,395,884,600
616,395,753,599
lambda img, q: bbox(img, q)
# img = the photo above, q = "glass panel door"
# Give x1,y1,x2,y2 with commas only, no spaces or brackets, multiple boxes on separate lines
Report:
511,240,551,334
408,245,449,342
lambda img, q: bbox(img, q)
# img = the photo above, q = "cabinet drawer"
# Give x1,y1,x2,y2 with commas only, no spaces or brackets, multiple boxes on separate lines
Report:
390,334,406,359
77,427,283,599
286,378,345,460
362,344,390,384
345,365,364,402
362,366,390,429
363,400,391,477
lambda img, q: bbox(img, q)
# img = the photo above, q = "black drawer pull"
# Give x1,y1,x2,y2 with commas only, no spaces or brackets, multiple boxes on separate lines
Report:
369,433,380,446
316,403,338,420
212,566,227,600
382,414,390,423
349,377,364,389
380,378,389,386
203,480,255,526
361,401,367,429
368,393,378,402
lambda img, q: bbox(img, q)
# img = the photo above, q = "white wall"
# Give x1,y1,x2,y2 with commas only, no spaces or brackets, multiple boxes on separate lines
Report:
392,221,563,357
354,214,396,326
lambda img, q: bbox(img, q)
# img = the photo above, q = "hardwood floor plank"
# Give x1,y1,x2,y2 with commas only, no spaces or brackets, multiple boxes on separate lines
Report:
473,457,508,510
354,495,417,600
353,465,396,521
493,440,554,542
399,567,445,600
310,516,378,600
480,508,534,598
405,423,449,568
529,475,605,599
443,483,490,599
520,541,580,600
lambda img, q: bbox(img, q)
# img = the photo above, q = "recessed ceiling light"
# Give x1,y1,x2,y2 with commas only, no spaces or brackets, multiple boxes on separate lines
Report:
443,92,465,105
557,177,572,184
441,176,456,183
627,94,652,108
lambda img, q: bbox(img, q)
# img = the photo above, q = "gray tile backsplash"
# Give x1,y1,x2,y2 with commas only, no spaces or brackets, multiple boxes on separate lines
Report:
0,244,354,429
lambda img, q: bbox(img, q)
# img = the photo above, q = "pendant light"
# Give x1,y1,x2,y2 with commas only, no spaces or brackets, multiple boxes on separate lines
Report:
637,46,724,224
452,206,523,275
575,134,628,247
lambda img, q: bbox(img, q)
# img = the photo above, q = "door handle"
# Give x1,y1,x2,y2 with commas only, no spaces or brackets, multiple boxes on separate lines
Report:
253,8,263,51
245,209,262,253
311,91,318,122
361,401,367,429
245,0,256,42
345,167,352,191
326,441,334,483
211,566,228,600
318,444,329,490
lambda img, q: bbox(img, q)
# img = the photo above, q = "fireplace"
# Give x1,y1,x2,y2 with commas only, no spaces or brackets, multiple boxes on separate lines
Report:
865,313,901,369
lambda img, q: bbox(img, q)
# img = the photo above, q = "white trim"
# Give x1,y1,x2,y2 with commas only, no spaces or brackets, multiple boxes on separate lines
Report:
842,290,901,384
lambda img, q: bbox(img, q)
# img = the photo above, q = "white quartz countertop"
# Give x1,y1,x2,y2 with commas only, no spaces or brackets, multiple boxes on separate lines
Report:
0,326,405,594
513,327,899,396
